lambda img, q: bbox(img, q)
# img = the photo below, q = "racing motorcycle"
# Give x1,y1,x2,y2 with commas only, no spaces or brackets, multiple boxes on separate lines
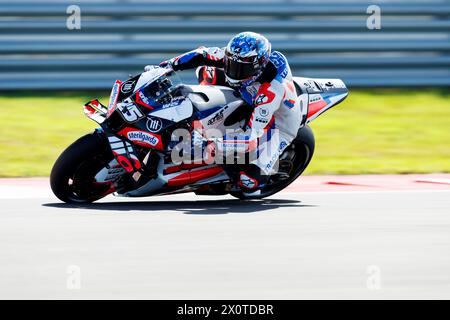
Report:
50,66,348,203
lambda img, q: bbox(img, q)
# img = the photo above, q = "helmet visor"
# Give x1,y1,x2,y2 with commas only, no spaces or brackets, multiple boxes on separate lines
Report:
224,55,260,81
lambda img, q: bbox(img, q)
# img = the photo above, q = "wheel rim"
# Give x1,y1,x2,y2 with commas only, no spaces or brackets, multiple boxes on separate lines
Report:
66,155,113,203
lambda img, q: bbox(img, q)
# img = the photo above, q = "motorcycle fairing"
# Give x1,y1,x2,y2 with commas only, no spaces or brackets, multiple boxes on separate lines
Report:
186,85,246,133
108,80,122,116
94,159,126,184
293,77,348,123
83,99,108,124
149,97,193,122
117,127,164,151
93,72,346,199
187,85,241,112
120,154,230,197
166,166,224,187
107,134,143,175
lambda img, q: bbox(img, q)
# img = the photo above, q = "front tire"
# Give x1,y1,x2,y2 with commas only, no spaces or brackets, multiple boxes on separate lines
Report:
230,125,315,200
50,132,114,203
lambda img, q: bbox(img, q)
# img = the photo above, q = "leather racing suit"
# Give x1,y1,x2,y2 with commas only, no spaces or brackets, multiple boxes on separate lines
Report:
163,46,304,191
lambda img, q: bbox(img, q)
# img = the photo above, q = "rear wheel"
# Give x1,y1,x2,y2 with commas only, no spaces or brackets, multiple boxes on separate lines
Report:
50,132,115,203
230,126,315,199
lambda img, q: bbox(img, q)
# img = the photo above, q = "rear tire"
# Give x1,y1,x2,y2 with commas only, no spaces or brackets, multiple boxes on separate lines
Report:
230,125,315,200
50,132,114,204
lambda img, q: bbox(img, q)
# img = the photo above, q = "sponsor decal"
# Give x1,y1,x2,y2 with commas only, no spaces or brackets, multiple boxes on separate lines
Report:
138,91,149,104
255,94,267,106
205,66,215,79
163,96,184,109
135,91,154,110
104,167,125,182
258,107,269,117
107,80,122,116
270,52,288,78
303,80,322,93
121,80,136,94
266,140,289,171
254,83,275,106
239,172,258,190
117,127,164,150
127,131,160,148
245,83,259,96
270,52,285,68
255,117,269,124
284,99,296,109
309,95,323,103
117,102,144,123
146,116,163,133
207,109,225,126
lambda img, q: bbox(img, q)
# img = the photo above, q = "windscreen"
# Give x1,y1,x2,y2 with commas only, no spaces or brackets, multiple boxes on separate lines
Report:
137,70,182,106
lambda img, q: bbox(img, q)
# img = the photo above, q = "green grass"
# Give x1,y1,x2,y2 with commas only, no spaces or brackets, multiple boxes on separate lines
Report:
0,89,449,177
0,92,107,177
307,89,450,174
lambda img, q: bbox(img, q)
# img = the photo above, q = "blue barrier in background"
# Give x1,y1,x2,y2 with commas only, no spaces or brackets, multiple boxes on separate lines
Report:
1,0,449,90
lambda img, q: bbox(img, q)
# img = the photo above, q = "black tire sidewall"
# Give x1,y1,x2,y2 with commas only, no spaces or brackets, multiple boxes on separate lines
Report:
50,132,110,203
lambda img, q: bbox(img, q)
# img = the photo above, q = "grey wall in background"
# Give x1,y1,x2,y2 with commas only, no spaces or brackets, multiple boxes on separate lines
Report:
1,0,449,90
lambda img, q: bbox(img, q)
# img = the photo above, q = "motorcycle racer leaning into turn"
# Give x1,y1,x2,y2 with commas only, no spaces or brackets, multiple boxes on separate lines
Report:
145,32,304,193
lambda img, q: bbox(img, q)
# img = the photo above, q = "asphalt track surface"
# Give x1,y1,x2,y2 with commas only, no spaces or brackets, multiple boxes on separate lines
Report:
0,175,450,299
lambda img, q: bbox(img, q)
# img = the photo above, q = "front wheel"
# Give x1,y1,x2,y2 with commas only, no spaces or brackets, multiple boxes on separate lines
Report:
230,125,315,200
50,132,115,203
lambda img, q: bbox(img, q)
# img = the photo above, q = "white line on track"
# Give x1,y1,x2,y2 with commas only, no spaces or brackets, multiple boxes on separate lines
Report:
1,185,450,200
